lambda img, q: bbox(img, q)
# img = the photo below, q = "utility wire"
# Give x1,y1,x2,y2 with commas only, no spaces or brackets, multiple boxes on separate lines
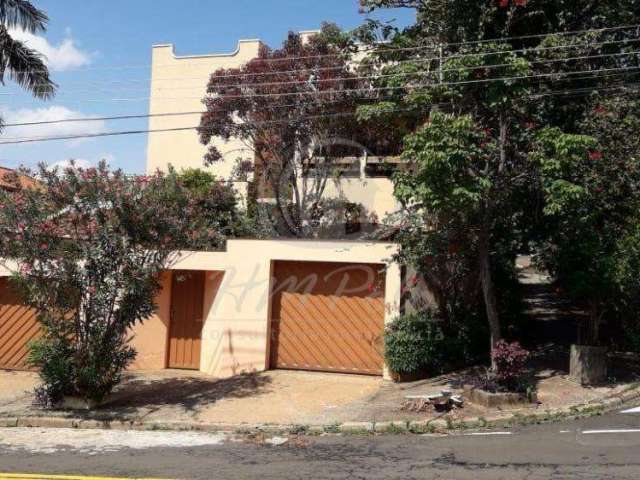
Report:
8,35,639,88
1,83,638,146
33,64,637,103
1,110,207,127
4,47,634,98
1,58,638,129
4,55,639,107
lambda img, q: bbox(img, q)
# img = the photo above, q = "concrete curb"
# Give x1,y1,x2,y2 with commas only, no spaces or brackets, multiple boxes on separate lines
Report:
1,384,639,436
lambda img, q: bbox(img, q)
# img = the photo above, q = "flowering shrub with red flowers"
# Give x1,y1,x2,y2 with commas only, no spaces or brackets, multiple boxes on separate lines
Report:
491,340,530,388
0,162,239,405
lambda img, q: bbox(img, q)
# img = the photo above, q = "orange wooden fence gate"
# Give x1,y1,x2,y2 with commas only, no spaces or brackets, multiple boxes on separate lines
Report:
0,278,41,370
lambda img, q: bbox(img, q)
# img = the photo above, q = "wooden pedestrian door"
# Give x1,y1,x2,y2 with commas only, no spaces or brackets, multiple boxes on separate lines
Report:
269,261,386,376
168,271,205,370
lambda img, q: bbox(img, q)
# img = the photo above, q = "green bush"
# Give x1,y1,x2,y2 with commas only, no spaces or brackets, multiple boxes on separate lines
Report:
27,338,74,406
384,312,445,375
28,331,136,406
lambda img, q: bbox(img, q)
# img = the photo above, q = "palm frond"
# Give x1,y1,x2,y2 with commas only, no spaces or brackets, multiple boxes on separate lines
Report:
0,0,48,33
0,25,56,99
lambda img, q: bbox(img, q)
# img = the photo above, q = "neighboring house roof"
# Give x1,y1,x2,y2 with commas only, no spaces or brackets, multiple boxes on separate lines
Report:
0,167,38,191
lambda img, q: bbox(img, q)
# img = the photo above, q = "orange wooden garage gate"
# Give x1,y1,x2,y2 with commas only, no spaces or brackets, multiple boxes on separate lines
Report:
269,261,386,376
0,278,41,370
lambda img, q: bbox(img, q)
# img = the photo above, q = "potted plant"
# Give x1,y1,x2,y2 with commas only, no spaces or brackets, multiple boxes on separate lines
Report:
463,340,536,407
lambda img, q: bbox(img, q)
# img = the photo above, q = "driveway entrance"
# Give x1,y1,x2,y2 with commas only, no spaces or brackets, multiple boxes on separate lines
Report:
269,261,386,376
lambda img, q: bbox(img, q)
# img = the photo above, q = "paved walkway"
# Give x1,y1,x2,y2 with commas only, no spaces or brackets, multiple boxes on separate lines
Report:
1,364,637,427
519,266,580,347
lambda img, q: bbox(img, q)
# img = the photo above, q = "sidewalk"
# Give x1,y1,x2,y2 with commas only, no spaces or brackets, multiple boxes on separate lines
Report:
2,359,639,433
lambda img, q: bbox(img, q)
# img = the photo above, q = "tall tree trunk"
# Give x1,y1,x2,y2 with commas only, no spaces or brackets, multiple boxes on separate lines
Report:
478,225,501,368
581,300,601,346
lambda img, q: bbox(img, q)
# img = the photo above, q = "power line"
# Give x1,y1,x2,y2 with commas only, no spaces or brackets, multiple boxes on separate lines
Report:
0,126,202,145
441,23,640,48
1,83,638,146
44,64,638,102
530,82,640,98
5,47,632,98
1,110,206,127
1,33,637,100
2,35,636,102
3,57,638,107
55,34,640,85
1,59,638,128
0,97,392,128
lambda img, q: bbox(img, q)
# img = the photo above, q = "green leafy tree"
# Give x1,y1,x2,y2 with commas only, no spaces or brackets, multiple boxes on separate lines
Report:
395,111,522,351
176,168,257,246
0,0,56,129
357,0,640,356
533,93,640,345
0,163,230,404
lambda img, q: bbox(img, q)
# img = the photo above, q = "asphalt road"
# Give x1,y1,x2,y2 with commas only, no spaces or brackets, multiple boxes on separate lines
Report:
2,408,640,479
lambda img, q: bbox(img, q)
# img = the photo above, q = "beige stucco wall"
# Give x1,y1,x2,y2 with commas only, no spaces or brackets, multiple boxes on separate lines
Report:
131,239,401,379
130,272,172,370
145,41,261,180
323,177,400,220
0,240,401,378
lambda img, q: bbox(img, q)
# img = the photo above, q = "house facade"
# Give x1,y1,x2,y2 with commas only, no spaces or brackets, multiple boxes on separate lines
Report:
0,240,401,379
130,240,401,378
0,34,406,381
145,35,401,220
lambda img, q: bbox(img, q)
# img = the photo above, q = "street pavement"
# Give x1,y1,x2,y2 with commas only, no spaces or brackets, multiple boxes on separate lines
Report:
2,406,640,479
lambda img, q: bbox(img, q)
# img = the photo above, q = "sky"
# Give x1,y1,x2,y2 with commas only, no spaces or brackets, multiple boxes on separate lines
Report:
0,0,414,174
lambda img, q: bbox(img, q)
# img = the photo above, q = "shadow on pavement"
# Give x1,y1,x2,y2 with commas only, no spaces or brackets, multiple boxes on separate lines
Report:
100,372,273,415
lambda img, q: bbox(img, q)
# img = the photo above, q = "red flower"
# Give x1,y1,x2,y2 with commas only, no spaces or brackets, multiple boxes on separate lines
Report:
589,151,603,161
594,105,607,115
499,0,509,7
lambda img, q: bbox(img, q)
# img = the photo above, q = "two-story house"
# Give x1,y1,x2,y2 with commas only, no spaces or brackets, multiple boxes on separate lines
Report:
145,32,401,225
